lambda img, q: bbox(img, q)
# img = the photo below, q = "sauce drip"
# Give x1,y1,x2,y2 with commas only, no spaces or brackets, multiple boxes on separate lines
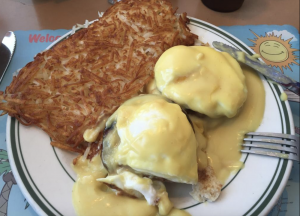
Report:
72,155,189,216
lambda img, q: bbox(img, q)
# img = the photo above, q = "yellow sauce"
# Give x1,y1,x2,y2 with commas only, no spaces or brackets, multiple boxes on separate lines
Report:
72,155,190,216
154,46,265,184
72,155,158,216
280,92,288,101
237,51,246,63
237,52,260,63
105,95,199,184
189,116,208,171
251,53,261,59
83,115,108,142
155,46,247,118
192,65,265,184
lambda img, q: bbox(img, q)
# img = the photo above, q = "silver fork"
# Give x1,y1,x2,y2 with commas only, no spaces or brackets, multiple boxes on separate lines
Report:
241,132,299,161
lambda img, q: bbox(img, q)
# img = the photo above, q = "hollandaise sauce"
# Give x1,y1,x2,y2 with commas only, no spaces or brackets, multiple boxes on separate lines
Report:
154,45,265,184
155,46,248,118
72,155,158,216
104,95,199,184
72,152,190,216
196,65,265,184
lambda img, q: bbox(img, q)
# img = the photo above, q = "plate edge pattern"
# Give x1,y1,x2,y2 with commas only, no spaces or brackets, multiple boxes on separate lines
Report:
9,118,62,216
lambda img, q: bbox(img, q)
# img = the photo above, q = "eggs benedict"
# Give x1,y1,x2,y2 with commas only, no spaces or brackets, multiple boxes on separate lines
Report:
101,94,199,183
97,94,221,214
98,95,198,213
155,46,248,118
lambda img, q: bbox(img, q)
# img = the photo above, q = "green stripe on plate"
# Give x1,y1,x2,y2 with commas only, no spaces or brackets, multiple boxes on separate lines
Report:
242,82,288,216
10,118,62,216
249,84,290,216
190,19,253,55
52,145,75,182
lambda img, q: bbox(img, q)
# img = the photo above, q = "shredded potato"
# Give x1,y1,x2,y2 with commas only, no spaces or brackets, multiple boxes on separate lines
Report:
0,0,197,156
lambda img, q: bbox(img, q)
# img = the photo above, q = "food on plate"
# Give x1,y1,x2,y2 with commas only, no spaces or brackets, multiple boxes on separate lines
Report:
101,94,199,214
280,92,288,101
102,95,199,184
101,95,199,184
153,45,265,185
0,0,197,155
73,94,222,215
73,154,190,216
72,63,266,215
155,46,247,118
187,64,265,185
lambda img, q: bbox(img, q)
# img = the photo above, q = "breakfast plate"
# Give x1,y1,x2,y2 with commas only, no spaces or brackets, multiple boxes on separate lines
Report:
7,17,294,216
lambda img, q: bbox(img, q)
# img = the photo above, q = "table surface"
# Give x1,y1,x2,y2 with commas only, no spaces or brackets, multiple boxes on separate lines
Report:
0,0,299,38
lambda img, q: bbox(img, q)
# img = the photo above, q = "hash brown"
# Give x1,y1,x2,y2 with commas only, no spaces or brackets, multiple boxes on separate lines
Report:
0,0,197,155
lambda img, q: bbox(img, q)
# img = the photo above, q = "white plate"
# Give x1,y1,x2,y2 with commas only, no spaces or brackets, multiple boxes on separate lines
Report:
7,17,294,216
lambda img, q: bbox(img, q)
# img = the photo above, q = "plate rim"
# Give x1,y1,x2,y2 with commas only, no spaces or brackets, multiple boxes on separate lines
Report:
6,16,294,216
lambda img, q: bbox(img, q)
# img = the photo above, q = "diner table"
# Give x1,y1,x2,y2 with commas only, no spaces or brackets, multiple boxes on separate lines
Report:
0,0,299,216
0,0,299,36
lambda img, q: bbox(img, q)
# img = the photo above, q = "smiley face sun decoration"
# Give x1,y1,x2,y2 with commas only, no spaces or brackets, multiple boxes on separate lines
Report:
248,30,299,73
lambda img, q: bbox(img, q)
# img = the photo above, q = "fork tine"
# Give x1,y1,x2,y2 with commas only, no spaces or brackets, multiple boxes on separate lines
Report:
243,138,298,147
242,143,298,154
246,132,299,142
243,132,299,161
241,149,299,161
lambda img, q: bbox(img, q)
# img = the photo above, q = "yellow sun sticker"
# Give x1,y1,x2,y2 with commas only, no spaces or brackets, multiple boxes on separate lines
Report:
248,30,299,73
